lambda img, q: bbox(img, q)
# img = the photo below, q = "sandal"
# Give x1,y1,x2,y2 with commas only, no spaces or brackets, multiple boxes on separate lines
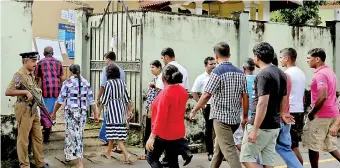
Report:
137,155,146,160
124,155,135,164
101,153,111,159
112,147,123,154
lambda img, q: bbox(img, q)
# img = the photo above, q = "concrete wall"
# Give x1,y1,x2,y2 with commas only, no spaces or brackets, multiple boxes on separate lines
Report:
33,1,140,39
1,1,33,115
76,10,340,97
139,12,337,90
248,21,334,88
319,8,335,26
141,12,239,89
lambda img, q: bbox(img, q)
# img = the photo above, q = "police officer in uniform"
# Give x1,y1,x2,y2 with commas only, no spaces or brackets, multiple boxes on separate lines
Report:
5,52,50,168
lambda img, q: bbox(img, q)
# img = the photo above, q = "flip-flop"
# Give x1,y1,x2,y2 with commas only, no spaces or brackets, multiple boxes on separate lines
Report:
123,155,135,164
137,155,146,160
101,153,111,159
123,159,135,164
112,147,123,154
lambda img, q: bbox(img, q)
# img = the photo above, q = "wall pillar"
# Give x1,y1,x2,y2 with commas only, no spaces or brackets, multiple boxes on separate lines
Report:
171,6,179,13
75,7,93,80
262,1,270,21
195,1,203,15
326,21,340,90
237,11,250,68
334,22,340,90
1,0,33,115
243,1,251,20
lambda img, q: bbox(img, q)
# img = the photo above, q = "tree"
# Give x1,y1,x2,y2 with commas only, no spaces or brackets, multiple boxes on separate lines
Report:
270,1,327,26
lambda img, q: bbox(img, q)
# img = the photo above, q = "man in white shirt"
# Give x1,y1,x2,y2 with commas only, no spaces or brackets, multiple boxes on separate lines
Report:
155,48,189,90
191,57,216,161
155,47,193,166
279,48,306,164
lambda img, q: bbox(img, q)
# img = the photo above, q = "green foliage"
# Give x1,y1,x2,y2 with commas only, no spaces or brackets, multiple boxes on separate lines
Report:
270,1,327,26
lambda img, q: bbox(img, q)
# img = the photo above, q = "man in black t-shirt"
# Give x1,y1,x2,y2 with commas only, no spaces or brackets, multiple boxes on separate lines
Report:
240,42,293,168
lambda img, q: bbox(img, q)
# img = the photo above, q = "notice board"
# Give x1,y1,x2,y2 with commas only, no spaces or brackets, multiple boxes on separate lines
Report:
58,23,75,59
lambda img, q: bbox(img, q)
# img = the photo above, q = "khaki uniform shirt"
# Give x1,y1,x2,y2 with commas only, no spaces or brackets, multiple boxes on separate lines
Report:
7,68,42,115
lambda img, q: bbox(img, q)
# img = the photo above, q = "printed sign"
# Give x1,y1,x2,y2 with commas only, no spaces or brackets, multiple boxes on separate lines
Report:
58,23,75,59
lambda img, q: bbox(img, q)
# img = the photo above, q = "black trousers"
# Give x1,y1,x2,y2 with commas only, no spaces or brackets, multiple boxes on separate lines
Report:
144,117,152,154
147,137,182,168
162,138,191,162
203,104,214,155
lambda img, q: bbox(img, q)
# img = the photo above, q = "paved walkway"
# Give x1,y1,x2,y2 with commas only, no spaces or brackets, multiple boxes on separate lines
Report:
44,138,340,168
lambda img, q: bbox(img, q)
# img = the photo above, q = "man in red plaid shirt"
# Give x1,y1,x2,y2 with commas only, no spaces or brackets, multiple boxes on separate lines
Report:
35,46,63,143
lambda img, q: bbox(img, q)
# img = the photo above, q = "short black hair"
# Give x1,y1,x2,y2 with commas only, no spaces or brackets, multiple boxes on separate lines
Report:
161,47,175,58
308,48,326,62
104,51,116,61
280,48,297,61
106,63,120,80
204,57,215,65
214,42,230,57
272,53,278,66
243,58,255,71
253,42,275,64
150,60,162,69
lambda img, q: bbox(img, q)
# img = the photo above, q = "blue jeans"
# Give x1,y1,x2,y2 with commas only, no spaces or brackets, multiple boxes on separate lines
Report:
99,112,108,143
99,111,117,144
257,123,302,168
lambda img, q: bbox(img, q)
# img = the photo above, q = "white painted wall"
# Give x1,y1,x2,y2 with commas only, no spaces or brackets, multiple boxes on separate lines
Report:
1,1,33,115
77,11,337,97
248,21,334,88
141,12,335,90
141,12,239,89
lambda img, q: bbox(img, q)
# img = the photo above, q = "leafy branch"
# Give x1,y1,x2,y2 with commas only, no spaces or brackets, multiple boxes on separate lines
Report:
270,1,327,26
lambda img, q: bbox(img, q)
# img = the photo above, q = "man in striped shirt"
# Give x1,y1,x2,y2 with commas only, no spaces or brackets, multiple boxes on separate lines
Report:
35,46,63,143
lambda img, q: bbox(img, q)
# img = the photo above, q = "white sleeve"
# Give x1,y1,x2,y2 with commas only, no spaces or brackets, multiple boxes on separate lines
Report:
191,76,202,92
185,73,189,90
155,73,164,90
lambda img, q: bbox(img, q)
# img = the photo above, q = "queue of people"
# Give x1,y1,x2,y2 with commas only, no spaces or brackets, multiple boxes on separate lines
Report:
5,41,340,168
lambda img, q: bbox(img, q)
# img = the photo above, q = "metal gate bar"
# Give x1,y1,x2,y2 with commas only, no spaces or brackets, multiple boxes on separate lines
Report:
88,0,143,125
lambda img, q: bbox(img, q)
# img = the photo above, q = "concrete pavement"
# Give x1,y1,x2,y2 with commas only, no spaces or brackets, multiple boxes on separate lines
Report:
44,138,340,168
93,149,340,168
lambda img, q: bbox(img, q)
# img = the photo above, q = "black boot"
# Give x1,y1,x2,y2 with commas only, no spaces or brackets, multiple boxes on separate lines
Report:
43,127,51,143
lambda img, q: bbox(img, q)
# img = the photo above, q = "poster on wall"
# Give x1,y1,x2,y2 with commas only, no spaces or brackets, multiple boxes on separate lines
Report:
34,37,63,63
68,10,76,24
61,10,69,20
58,23,75,59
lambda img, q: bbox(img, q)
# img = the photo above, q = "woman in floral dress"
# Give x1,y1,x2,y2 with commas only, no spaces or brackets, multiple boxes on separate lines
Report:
52,64,99,168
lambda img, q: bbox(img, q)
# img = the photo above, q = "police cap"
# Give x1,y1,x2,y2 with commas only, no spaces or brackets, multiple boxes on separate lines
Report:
19,52,39,60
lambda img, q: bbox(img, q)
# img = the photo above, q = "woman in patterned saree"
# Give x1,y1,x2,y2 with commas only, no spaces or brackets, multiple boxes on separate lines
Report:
52,64,99,168
138,60,162,160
